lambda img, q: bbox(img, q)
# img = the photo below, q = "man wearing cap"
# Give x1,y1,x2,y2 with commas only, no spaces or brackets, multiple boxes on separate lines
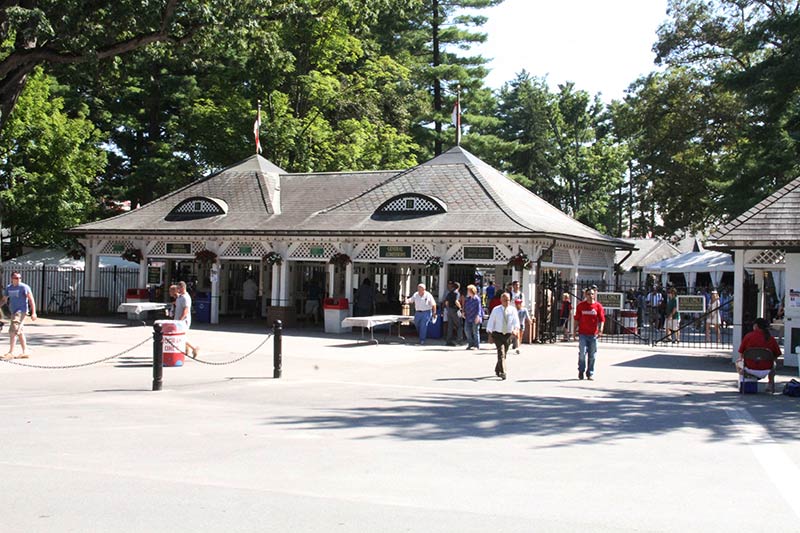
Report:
405,284,437,345
574,287,605,380
0,271,37,359
486,293,520,380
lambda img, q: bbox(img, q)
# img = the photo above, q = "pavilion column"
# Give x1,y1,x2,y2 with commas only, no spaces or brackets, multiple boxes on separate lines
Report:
439,263,449,301
137,256,147,288
271,264,280,305
756,271,766,319
569,249,582,339
345,262,354,313
732,249,745,362
210,262,220,325
327,264,335,298
280,260,290,306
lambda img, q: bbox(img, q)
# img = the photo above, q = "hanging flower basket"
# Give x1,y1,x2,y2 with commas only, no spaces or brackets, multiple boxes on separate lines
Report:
425,256,444,271
262,251,283,266
121,248,143,263
67,244,85,260
507,250,532,270
194,249,218,264
329,252,352,267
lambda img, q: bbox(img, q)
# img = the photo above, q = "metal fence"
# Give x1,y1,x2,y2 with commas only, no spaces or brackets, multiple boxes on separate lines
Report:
0,265,139,315
535,277,744,350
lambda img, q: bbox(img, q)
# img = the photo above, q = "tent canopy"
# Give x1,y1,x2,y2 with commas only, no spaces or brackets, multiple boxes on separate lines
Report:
2,248,139,269
643,250,734,274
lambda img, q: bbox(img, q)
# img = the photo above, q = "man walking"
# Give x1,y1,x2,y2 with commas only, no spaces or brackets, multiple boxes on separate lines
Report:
405,284,437,345
574,287,605,380
175,281,199,358
444,281,462,346
486,293,520,380
1,271,37,359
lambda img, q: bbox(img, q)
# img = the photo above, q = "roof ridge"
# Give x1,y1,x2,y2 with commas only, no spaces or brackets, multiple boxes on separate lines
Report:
713,178,800,239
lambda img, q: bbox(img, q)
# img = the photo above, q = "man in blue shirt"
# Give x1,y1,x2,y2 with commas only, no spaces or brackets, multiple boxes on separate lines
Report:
1,271,37,359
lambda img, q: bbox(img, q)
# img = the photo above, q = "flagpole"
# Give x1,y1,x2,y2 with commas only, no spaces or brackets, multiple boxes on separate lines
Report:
455,85,461,146
255,100,262,155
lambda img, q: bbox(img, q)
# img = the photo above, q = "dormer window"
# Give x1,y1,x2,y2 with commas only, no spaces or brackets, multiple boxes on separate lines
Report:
374,194,446,218
166,196,228,221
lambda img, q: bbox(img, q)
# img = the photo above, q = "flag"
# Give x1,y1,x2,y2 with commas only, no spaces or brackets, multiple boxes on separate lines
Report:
253,105,262,154
451,97,461,146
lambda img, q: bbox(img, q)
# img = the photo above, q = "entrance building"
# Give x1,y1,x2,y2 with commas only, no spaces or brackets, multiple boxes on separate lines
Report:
70,147,633,325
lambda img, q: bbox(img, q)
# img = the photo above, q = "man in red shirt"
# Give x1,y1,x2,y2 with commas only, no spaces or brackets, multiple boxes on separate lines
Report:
574,287,605,380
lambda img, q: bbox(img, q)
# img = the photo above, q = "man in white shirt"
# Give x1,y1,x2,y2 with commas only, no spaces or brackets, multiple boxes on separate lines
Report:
242,276,259,319
405,283,437,345
486,293,520,380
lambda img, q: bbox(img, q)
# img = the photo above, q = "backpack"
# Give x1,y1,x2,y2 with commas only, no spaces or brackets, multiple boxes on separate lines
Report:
782,379,800,397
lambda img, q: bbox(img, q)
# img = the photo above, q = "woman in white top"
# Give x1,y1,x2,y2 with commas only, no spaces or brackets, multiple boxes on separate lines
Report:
706,290,722,342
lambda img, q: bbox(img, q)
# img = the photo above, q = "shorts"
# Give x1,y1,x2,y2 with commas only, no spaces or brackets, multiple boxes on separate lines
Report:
9,311,26,335
665,318,680,330
305,300,319,315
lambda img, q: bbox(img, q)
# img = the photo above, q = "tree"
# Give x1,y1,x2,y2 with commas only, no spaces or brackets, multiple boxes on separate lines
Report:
0,68,106,252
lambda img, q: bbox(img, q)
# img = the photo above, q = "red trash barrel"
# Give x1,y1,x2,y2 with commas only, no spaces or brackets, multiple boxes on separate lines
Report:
621,310,637,334
156,320,186,367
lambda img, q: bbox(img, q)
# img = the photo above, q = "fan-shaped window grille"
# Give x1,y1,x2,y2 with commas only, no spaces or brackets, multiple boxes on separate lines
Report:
166,197,228,221
374,194,446,217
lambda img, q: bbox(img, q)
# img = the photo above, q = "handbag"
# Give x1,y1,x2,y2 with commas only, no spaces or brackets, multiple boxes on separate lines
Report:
783,379,800,397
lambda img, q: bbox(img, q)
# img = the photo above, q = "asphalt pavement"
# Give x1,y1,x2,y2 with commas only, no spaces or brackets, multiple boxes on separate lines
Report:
2,316,799,532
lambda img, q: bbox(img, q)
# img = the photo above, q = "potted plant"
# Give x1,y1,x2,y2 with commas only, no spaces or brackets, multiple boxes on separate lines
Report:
425,256,444,271
329,252,351,267
121,248,143,263
263,251,283,266
194,249,218,264
507,249,532,270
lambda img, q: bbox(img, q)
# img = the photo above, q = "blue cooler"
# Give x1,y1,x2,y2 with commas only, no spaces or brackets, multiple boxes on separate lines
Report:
195,292,211,323
426,310,443,339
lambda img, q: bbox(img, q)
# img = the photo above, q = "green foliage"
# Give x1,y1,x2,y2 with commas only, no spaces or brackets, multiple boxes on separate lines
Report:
0,69,106,250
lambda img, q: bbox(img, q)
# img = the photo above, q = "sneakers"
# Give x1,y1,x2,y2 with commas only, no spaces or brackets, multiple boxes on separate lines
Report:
586,373,594,381
578,371,584,380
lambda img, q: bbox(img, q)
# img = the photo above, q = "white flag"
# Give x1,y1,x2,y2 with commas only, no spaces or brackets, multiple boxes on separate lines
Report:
253,107,262,154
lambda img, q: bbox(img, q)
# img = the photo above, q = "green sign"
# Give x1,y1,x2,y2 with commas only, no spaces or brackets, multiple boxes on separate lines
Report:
147,266,162,285
239,245,253,255
678,295,706,313
310,247,325,257
463,246,494,260
380,245,412,258
166,243,191,254
596,292,624,310
111,243,125,253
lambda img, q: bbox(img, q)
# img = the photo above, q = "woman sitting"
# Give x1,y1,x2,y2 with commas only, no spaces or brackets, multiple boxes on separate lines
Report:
736,317,781,393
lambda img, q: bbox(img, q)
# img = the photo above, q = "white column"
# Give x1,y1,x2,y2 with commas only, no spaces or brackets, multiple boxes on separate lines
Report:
439,263,449,301
783,254,800,368
280,260,290,306
210,262,220,324
90,254,101,295
271,264,280,305
345,262,354,314
137,257,147,288
756,271,766,319
327,264,335,298
732,249,745,362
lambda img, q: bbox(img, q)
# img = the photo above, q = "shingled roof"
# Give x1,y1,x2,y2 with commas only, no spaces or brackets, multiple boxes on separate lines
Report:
709,177,800,249
71,146,631,248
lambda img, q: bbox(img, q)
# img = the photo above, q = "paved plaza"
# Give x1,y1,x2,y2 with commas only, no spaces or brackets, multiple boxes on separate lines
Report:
2,317,800,532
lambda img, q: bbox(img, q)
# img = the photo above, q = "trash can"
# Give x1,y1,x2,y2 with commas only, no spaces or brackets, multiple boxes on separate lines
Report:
426,309,443,339
323,298,350,333
195,292,211,323
155,320,185,367
621,310,638,334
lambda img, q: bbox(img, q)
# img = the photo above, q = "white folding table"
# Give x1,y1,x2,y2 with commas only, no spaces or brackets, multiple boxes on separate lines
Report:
117,302,172,325
341,314,413,344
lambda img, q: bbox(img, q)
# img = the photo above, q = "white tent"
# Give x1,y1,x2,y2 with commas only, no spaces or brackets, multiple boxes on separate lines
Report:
643,250,733,288
2,248,139,269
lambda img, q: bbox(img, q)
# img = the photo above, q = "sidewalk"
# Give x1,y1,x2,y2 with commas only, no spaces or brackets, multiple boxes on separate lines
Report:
2,316,800,532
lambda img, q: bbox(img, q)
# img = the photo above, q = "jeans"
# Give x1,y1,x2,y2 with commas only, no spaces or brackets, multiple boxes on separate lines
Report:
414,310,432,343
578,334,598,375
445,307,460,343
464,320,481,348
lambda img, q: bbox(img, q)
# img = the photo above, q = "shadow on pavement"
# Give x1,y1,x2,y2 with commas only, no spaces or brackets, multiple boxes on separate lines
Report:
269,387,800,445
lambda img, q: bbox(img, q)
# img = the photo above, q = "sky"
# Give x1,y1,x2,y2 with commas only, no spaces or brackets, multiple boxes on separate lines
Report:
472,0,671,102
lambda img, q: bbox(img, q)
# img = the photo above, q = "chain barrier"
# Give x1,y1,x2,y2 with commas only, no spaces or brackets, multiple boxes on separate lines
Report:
0,336,152,369
163,333,272,366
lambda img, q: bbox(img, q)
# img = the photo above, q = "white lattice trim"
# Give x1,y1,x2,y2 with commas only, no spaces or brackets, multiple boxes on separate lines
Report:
290,242,339,260
749,249,786,265
100,240,136,254
220,242,269,258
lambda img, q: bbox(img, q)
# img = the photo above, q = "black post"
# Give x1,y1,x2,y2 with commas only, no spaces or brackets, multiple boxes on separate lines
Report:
153,323,163,391
273,320,282,378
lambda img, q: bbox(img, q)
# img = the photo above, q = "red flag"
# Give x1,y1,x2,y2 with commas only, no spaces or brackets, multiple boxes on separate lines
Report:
253,105,262,154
